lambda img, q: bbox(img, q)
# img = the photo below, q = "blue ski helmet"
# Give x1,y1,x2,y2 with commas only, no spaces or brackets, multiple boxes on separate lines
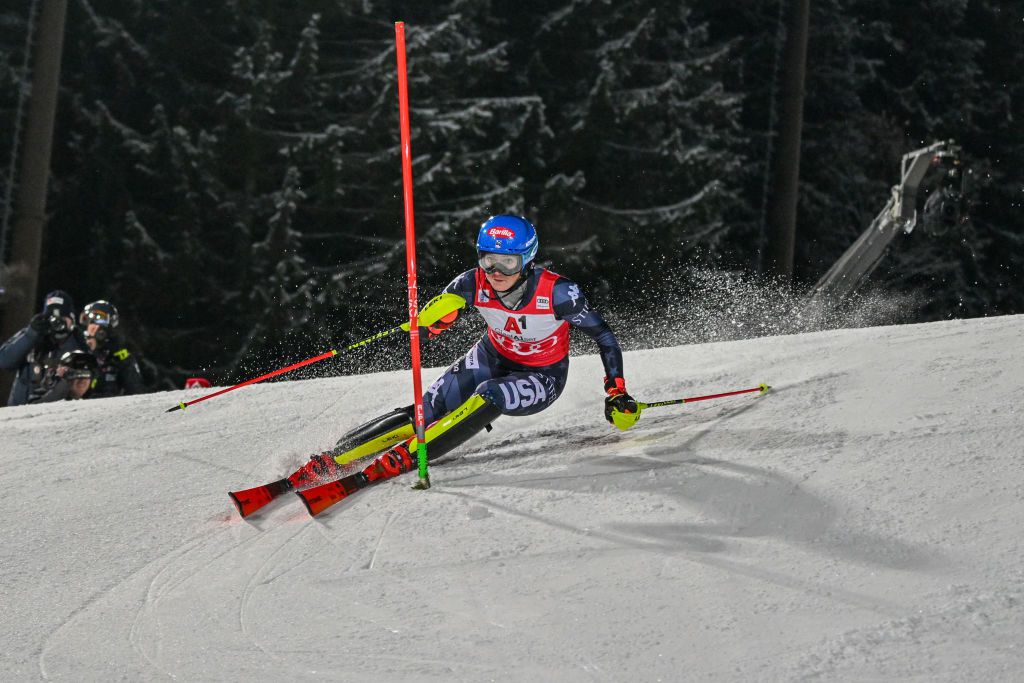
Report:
476,215,539,274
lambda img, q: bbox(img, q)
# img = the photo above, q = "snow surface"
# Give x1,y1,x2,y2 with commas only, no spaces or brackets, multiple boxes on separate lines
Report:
2,315,1023,681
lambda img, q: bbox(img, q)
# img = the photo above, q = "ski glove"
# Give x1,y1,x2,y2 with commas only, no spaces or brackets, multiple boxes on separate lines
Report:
427,310,459,338
604,376,638,425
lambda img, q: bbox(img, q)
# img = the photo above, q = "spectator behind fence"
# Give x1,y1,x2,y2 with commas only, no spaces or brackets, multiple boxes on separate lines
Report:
79,300,145,398
0,290,88,407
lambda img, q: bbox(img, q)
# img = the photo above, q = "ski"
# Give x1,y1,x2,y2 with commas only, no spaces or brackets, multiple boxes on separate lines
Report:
297,443,417,516
228,478,294,518
228,415,417,518
296,472,372,516
228,450,348,518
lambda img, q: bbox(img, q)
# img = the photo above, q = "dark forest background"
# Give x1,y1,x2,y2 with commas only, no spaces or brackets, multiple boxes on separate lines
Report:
1,0,1021,389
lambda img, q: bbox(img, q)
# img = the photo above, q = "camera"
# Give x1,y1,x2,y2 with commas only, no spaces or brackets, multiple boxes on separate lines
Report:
921,148,970,236
47,312,70,339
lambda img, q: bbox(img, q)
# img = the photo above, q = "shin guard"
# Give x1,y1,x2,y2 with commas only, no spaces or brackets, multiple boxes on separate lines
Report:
417,393,502,463
360,393,500,484
330,405,415,466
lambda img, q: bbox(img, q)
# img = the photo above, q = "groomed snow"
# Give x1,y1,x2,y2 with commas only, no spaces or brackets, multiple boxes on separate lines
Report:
1,315,1022,681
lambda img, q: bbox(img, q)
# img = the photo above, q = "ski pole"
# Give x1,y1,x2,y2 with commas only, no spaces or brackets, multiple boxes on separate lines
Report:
165,294,466,413
610,383,771,431
166,349,340,413
641,383,771,410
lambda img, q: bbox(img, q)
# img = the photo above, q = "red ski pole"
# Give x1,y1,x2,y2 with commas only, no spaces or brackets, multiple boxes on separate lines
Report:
165,350,339,413
163,323,411,413
164,294,465,413
641,383,772,409
609,383,771,430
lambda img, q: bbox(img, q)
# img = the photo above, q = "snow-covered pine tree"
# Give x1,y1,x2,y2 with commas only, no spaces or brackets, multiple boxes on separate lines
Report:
277,3,553,371
506,0,750,297
701,0,1024,318
40,2,250,386
959,0,1024,317
840,0,1023,319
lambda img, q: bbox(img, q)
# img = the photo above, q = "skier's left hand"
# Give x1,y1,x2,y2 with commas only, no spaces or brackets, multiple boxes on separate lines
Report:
604,377,638,425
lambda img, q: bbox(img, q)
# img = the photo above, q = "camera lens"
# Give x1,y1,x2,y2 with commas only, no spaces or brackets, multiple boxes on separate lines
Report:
47,314,69,338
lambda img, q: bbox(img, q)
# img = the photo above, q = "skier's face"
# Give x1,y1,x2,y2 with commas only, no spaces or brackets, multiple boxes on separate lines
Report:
484,269,519,292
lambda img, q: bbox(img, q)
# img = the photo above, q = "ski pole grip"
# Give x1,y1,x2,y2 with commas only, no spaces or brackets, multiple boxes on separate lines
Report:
400,293,466,331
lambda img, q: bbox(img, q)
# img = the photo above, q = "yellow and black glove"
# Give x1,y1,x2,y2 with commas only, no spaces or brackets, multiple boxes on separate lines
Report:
604,376,638,427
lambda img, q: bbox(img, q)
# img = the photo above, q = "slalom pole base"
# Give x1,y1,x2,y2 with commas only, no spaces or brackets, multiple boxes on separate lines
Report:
412,475,431,491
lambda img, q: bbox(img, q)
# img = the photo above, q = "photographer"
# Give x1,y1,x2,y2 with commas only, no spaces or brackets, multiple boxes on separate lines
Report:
29,350,98,404
0,290,88,407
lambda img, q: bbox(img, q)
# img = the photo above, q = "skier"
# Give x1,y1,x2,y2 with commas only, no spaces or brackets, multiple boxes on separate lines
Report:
0,290,88,407
78,300,145,398
243,214,638,514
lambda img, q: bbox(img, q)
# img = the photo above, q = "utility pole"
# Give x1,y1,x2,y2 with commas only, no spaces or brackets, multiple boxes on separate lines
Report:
763,0,809,281
0,0,68,405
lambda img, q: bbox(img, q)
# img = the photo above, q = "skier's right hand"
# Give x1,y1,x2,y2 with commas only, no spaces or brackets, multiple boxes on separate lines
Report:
29,313,50,335
427,310,459,338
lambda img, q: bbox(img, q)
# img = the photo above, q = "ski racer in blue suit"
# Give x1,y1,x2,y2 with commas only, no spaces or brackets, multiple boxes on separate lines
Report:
423,253,624,422
288,215,638,489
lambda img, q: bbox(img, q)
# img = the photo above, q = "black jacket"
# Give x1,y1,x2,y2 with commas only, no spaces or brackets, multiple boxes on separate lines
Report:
87,339,145,398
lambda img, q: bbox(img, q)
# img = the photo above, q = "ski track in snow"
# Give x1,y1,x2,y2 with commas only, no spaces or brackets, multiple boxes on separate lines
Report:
3,315,1024,680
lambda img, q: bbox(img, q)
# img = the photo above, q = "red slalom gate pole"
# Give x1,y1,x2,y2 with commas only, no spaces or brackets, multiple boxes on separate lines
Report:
395,22,430,489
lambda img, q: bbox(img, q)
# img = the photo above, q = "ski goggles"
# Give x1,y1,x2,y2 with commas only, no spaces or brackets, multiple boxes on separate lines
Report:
81,309,113,326
478,251,522,276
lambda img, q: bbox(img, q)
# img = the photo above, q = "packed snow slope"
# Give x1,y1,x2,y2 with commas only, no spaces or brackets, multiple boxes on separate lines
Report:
1,315,1023,681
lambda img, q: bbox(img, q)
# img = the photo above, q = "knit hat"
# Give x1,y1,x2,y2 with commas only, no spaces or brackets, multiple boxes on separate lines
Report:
42,290,76,319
